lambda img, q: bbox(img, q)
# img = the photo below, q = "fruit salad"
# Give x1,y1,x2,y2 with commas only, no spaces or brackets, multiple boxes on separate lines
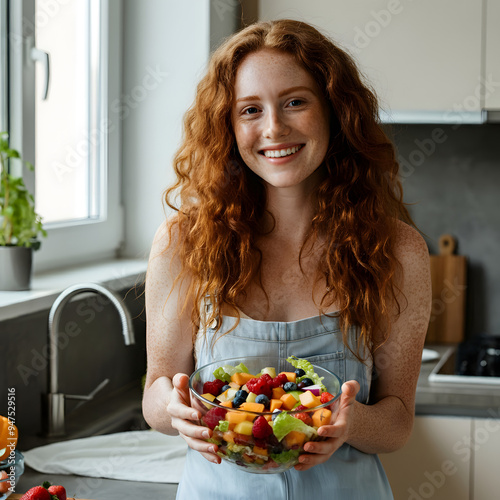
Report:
191,356,341,473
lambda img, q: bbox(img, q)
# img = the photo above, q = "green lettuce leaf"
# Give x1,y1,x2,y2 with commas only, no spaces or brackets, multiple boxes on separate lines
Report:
286,355,326,391
272,411,318,442
271,448,300,463
213,362,250,382
215,420,229,432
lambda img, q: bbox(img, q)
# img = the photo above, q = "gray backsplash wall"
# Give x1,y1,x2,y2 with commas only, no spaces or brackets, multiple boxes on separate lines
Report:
388,124,500,338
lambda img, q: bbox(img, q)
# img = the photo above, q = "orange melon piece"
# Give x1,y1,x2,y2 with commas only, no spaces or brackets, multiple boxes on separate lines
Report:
231,372,256,385
227,411,249,425
280,393,297,410
270,399,283,412
283,430,306,448
253,445,268,456
223,430,236,443
279,371,297,383
312,408,332,428
272,387,286,399
299,390,321,409
219,400,233,408
239,402,265,413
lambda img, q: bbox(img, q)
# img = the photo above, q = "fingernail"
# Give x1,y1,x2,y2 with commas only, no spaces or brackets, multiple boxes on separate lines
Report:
203,430,210,439
192,412,198,419
209,445,217,453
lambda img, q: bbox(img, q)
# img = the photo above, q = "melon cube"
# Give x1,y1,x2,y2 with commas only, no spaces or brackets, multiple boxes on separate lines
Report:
299,390,321,409
231,372,255,385
253,445,268,457
200,393,216,409
239,402,265,413
280,393,297,410
246,392,257,403
270,399,283,412
272,387,286,399
283,430,306,448
312,408,332,428
279,371,297,383
234,420,254,436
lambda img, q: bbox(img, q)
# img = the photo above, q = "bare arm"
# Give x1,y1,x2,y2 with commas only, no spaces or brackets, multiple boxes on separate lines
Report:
296,222,431,469
142,219,220,463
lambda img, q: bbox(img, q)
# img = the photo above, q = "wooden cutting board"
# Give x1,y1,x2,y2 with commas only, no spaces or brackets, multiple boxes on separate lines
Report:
426,234,467,344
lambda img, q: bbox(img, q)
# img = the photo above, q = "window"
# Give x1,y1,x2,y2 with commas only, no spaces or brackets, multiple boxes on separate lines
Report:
6,0,123,272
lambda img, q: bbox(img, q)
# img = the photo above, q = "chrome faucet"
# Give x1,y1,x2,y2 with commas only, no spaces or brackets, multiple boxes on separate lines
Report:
45,282,135,437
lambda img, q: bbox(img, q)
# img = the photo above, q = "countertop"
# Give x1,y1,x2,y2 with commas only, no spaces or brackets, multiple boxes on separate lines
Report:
416,344,500,418
13,346,500,499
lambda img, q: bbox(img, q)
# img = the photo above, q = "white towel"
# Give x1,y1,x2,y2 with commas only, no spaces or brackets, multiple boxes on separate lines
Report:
22,430,187,483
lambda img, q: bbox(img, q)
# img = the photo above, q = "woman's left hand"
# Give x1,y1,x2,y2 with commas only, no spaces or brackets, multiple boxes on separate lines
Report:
294,380,360,471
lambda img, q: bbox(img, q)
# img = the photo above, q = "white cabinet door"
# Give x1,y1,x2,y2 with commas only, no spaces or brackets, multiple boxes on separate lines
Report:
472,417,500,499
258,0,484,121
379,416,471,500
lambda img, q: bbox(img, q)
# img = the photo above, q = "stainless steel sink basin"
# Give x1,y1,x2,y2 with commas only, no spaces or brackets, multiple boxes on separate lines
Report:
429,347,500,387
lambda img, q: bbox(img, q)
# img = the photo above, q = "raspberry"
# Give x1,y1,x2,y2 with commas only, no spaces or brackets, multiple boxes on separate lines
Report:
270,373,288,389
320,392,334,404
295,404,308,411
293,412,313,426
246,377,272,399
202,407,227,430
260,373,273,385
252,416,273,439
203,379,226,397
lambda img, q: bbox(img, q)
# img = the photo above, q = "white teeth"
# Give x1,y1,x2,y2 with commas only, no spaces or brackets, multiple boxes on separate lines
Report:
263,145,301,158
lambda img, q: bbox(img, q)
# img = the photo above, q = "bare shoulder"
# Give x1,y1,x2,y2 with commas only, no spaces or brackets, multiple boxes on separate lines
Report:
393,219,429,263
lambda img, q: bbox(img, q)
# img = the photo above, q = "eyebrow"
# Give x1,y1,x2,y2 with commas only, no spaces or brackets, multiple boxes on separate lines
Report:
235,86,315,103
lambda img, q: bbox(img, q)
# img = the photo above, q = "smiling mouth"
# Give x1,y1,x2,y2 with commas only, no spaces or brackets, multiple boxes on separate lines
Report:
260,145,303,158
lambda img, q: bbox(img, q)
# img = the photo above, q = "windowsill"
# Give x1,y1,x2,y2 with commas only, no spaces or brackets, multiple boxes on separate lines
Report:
0,258,148,322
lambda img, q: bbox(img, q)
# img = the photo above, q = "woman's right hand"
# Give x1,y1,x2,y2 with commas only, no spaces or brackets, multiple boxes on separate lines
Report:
167,373,221,464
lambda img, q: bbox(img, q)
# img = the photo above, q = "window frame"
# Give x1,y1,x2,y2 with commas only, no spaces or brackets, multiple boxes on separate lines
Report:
8,0,124,273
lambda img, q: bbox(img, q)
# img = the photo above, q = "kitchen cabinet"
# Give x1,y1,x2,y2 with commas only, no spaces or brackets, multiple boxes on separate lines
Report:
472,417,500,499
379,416,471,500
256,0,495,123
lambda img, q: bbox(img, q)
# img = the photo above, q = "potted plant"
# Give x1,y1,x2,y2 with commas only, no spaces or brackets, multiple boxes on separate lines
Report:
0,132,46,291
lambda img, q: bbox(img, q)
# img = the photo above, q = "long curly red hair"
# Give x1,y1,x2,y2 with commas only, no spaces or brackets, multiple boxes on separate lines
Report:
164,19,413,356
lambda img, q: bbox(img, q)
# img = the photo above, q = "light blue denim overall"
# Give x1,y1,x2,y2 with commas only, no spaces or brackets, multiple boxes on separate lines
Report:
176,312,394,499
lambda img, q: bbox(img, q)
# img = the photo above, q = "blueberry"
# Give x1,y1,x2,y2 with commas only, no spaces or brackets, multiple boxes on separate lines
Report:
221,384,230,393
255,394,270,408
294,368,306,377
235,389,248,399
272,409,282,421
297,377,314,389
283,382,298,392
233,396,246,408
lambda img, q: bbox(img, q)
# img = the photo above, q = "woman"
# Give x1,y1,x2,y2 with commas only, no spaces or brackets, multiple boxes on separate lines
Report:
143,19,431,499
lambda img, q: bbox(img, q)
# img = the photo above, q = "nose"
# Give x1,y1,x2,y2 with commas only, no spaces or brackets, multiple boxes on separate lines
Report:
263,109,290,139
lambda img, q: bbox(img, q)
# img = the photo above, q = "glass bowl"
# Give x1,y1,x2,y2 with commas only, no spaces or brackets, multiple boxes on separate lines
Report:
189,355,342,474
0,450,24,499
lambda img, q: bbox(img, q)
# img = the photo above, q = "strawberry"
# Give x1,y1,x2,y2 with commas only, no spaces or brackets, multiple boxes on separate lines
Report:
48,485,67,500
320,391,334,404
293,412,313,426
202,379,225,397
0,471,9,494
252,416,273,439
19,486,52,500
202,406,227,430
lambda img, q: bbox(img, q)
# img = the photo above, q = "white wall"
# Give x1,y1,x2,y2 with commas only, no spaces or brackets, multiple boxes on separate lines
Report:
120,0,210,259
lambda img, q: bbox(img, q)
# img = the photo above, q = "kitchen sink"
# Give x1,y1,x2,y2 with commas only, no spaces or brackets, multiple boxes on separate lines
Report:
429,346,500,387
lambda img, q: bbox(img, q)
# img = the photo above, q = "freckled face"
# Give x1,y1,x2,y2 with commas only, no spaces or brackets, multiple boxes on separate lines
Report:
231,49,330,191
